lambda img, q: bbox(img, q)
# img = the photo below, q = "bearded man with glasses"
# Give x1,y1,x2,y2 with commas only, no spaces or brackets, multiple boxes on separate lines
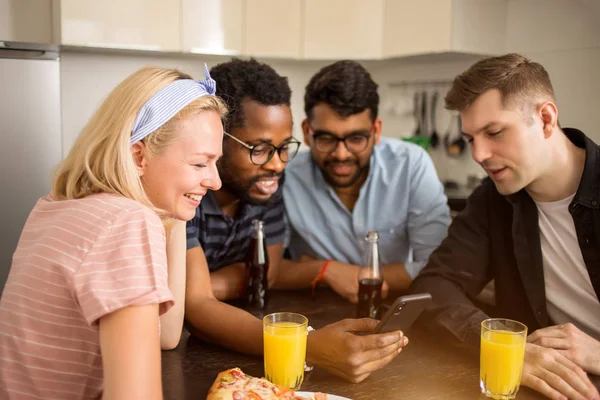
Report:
275,60,452,303
185,59,299,303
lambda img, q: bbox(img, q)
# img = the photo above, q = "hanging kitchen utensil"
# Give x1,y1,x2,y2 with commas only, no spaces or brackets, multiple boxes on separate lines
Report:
420,91,428,137
443,113,454,149
413,91,421,135
430,90,440,149
445,114,467,157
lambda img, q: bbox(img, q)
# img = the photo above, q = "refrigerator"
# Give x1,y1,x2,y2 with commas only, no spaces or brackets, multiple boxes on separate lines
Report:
0,41,62,293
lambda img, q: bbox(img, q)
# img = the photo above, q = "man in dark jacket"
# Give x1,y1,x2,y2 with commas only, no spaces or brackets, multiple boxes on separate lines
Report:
410,53,600,400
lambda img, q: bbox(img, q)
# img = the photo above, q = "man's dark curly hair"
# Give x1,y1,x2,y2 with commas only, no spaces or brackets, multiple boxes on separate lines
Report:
304,60,379,122
209,58,291,131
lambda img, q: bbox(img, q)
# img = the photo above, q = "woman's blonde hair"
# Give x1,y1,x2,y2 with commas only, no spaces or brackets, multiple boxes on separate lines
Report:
52,67,228,213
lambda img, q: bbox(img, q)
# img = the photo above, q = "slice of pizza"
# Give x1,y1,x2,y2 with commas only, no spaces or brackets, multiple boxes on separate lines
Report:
207,368,328,400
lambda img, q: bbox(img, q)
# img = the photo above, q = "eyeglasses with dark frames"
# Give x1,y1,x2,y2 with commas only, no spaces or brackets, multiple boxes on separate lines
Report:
224,132,301,165
309,126,373,154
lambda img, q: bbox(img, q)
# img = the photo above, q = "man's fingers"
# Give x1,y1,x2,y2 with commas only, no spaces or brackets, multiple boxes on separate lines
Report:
522,372,567,400
330,280,359,304
545,357,596,400
528,326,567,343
557,349,600,398
531,336,569,349
536,367,588,400
360,330,405,352
350,342,403,377
554,354,600,400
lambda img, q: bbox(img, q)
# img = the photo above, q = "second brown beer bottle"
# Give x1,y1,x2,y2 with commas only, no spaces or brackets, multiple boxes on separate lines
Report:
357,230,383,319
245,219,269,310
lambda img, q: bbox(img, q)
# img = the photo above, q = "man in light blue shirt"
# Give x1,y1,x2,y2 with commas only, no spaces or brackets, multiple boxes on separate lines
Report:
275,60,451,303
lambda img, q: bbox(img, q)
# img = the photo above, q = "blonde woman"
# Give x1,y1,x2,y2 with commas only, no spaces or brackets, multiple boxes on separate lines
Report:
0,65,226,399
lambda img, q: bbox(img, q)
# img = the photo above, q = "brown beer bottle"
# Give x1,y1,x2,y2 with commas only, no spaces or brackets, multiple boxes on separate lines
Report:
245,219,269,310
357,231,383,319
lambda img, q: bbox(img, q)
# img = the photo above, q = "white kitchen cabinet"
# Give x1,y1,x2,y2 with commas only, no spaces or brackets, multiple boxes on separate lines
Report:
384,0,508,58
182,0,243,55
56,0,180,51
384,0,452,57
244,0,302,58
303,0,384,60
450,0,507,55
0,0,53,44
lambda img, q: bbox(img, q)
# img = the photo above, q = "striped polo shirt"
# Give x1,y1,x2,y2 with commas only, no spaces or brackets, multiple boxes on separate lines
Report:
186,190,286,271
0,193,174,399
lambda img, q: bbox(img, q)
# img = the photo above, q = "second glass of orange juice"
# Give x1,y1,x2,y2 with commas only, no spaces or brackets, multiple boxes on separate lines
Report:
480,318,528,399
263,312,308,389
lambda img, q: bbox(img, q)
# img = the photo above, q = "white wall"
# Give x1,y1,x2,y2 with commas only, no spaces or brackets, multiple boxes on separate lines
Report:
505,0,600,141
60,50,329,154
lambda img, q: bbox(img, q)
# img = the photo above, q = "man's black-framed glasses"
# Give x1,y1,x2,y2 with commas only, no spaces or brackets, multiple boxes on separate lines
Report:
224,132,301,165
309,127,373,154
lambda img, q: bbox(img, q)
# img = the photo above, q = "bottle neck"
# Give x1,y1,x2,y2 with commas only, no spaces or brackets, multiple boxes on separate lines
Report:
360,239,382,280
252,229,264,241
249,224,268,266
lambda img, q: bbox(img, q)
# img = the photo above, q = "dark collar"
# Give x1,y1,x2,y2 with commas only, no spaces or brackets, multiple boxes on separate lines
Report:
201,189,278,218
507,128,600,209
567,128,600,209
201,191,253,221
201,191,223,216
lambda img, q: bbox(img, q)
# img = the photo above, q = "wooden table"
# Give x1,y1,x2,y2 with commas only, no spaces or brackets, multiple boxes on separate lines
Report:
162,289,595,400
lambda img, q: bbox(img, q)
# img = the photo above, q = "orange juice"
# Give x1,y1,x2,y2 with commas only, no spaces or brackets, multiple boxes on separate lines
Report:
480,329,526,399
263,320,307,389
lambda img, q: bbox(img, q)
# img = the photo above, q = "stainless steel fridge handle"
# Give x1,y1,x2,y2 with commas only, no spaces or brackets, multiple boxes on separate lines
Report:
0,41,59,60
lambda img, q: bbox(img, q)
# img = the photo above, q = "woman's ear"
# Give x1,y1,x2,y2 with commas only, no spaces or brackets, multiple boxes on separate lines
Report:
131,142,148,177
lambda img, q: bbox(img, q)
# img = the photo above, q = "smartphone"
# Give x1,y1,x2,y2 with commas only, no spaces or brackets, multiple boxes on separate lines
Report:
373,293,432,334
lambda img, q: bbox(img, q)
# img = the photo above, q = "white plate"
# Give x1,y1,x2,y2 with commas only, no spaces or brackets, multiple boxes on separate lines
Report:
295,391,352,400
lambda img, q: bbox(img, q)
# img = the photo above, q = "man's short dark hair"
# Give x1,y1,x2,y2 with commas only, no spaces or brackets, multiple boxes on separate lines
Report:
304,60,379,121
210,58,291,131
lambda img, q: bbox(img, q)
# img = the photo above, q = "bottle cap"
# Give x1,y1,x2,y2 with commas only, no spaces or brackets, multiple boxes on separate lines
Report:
365,231,379,241
252,219,264,230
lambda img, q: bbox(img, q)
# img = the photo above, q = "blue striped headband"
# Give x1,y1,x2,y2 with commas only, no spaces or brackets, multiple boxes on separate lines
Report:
130,64,217,145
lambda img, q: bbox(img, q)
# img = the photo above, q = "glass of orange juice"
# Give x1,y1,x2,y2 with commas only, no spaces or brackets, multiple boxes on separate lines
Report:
480,318,528,399
263,312,308,389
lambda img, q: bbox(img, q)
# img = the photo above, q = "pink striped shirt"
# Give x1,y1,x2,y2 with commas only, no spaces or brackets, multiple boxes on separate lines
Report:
0,193,174,399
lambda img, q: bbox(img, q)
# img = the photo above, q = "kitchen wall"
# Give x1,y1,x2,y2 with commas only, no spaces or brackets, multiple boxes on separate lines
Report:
60,51,329,155
60,0,600,186
369,55,486,185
